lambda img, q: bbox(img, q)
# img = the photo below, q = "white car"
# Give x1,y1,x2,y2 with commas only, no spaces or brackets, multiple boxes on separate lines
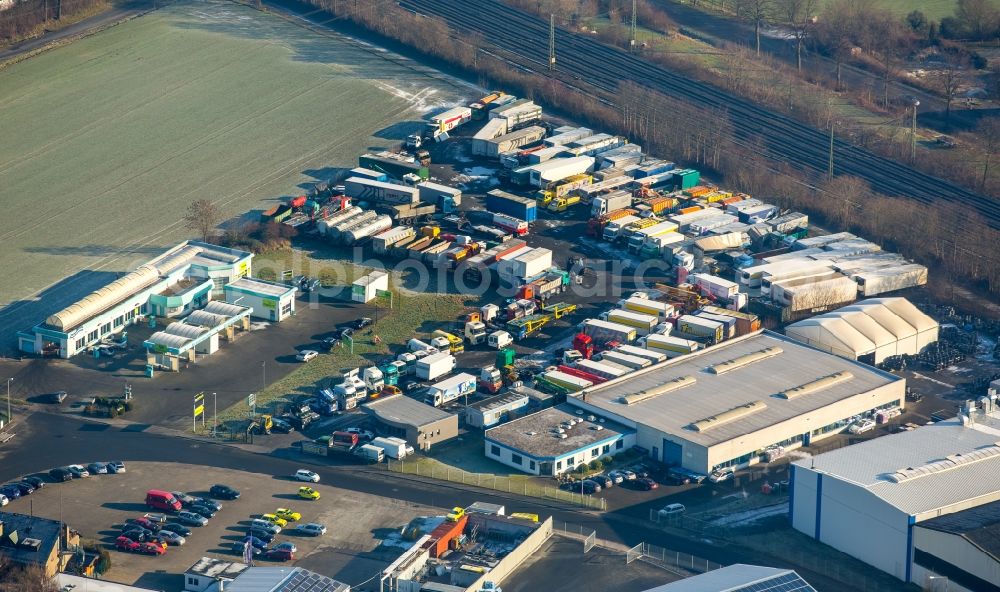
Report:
709,468,735,483
346,427,374,441
295,469,320,483
848,419,876,435
658,503,686,518
0,494,8,506
297,522,327,536
296,350,318,362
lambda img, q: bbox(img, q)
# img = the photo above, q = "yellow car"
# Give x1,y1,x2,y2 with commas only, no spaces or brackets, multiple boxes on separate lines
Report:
274,508,301,522
261,514,288,528
298,486,320,500
446,507,465,522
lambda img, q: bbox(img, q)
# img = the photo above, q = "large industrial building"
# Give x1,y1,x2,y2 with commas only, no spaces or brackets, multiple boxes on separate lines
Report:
784,297,938,364
790,397,1000,588
568,331,904,475
641,564,816,591
17,241,299,359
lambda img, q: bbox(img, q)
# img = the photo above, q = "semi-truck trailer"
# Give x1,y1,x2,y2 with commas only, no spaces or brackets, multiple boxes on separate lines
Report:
606,309,659,336
426,106,472,140
424,373,477,407
582,319,637,344
415,352,457,381
642,334,699,358
590,190,633,217
627,221,678,254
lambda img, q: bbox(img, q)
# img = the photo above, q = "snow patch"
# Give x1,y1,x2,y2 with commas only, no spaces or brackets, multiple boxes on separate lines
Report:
708,502,789,528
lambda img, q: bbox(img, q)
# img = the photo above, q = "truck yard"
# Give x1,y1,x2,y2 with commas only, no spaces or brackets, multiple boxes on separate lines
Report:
2,1,1000,591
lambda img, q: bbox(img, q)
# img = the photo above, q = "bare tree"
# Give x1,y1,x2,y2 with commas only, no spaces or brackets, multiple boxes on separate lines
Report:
0,562,58,592
955,0,1000,40
868,14,908,109
184,199,222,243
735,0,772,54
813,0,864,89
978,117,1000,193
933,51,968,127
775,0,816,71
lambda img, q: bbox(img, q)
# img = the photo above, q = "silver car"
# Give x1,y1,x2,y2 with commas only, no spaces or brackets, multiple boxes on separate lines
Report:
296,522,327,536
156,530,186,546
177,511,208,527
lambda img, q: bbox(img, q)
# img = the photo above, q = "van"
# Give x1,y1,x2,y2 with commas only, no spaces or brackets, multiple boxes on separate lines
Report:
657,503,685,519
145,489,181,512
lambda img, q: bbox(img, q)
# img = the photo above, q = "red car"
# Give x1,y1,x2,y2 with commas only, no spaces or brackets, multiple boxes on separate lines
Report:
138,541,167,556
264,548,294,561
115,536,140,552
636,477,659,491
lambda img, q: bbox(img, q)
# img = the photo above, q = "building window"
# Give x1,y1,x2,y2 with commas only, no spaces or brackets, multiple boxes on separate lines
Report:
100,322,111,335
281,302,292,315
529,460,535,470
490,445,500,457
114,315,124,328
556,461,562,470
615,440,624,450
511,454,522,465
125,309,135,322
87,329,98,342
187,577,199,586
591,447,599,458
603,444,610,454
566,456,574,467
75,338,86,349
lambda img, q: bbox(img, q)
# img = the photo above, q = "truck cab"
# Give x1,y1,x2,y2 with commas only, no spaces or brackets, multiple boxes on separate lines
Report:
465,321,487,345
363,366,384,394
432,330,465,354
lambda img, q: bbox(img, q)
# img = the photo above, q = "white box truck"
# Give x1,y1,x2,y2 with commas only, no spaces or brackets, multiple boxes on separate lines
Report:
416,352,456,381
370,437,408,459
356,443,385,462
424,372,477,407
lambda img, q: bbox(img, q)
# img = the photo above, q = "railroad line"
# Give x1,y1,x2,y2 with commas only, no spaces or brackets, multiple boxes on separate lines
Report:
400,0,1000,228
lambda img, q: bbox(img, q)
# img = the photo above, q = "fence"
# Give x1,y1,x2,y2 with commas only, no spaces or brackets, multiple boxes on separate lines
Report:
380,458,607,510
628,542,723,574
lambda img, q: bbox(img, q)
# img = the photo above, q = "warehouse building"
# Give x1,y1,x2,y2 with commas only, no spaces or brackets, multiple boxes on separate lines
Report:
363,395,458,451
18,241,253,358
224,277,297,322
484,405,635,476
790,397,1000,586
640,564,816,591
784,297,938,365
464,392,531,429
569,331,904,476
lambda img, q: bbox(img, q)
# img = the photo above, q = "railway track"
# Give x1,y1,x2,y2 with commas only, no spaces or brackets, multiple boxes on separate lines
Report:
400,0,1000,229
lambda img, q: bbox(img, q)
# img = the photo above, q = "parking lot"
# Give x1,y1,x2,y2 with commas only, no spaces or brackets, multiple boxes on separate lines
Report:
2,461,440,590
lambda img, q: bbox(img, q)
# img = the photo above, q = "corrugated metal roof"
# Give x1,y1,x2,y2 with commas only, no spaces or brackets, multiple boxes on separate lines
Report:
146,332,191,349
867,297,939,333
164,322,207,339
227,567,350,592
363,395,453,427
186,310,228,327
204,300,249,317
794,414,1000,516
574,332,897,447
46,266,160,330
641,564,813,592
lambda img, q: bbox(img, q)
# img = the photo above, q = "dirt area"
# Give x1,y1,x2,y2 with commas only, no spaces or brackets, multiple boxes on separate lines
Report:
4,461,439,589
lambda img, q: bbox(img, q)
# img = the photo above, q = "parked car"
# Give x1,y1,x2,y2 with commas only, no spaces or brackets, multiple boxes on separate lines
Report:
120,528,151,543
294,469,320,483
354,317,373,330
274,508,301,522
107,461,127,474
709,468,735,483
143,513,168,524
298,487,320,500
322,336,340,350
171,492,199,507
296,522,326,536
264,548,294,561
137,541,167,556
8,482,35,496
244,536,268,550
271,418,293,433
260,514,288,528
250,519,281,534
296,350,319,362
272,542,297,554
0,486,21,500
125,518,161,533
210,484,240,500
188,504,217,519
590,475,613,489
115,536,140,552
176,511,208,527
248,528,275,543
66,465,90,478
232,541,262,556
446,507,465,522
155,530,186,546
22,476,45,489
346,427,374,441
0,494,8,507
581,479,602,493
48,468,72,482
849,419,877,435
636,478,659,491
606,471,625,484
192,497,222,511
87,462,108,475
162,523,191,537
621,470,637,481
658,503,686,518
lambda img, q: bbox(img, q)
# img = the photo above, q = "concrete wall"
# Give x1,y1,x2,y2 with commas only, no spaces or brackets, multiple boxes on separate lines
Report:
467,517,553,592
411,415,459,451
914,526,1000,590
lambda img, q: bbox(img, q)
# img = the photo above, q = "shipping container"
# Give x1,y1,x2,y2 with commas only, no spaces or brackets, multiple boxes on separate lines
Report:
643,334,699,357
428,514,468,558
485,189,537,222
737,204,779,224
472,117,509,143
541,370,593,391
591,191,633,217
689,273,740,300
497,247,552,280
488,99,543,128
344,177,419,205
616,344,667,364
582,319,637,344
607,309,659,335
852,264,927,297
633,160,676,179
698,305,761,336
622,297,674,318
676,315,724,343
564,133,625,157
693,311,737,339
688,215,739,235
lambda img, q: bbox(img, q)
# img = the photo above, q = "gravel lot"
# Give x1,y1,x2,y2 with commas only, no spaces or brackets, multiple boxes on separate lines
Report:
4,461,438,590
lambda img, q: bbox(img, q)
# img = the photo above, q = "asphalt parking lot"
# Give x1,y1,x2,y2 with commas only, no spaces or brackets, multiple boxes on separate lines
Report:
2,461,440,590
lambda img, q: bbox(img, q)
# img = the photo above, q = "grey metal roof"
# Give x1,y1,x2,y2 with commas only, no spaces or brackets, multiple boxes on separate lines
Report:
575,332,898,447
204,300,250,317
0,511,62,567
917,499,1000,560
485,405,631,458
228,567,350,592
794,414,1000,517
642,564,814,592
469,392,529,412
364,395,453,427
227,277,296,298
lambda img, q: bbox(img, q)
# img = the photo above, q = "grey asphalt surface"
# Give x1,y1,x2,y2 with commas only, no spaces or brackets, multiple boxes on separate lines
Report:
655,0,997,133
0,412,912,592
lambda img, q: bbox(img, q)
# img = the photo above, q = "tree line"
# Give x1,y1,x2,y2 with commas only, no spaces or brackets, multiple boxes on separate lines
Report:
0,0,105,44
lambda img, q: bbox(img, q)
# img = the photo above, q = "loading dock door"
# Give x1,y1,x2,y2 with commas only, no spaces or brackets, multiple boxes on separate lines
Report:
662,439,683,466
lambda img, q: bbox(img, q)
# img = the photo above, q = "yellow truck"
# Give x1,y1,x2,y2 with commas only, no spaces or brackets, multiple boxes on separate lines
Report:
536,174,592,207
547,194,581,213
432,329,465,354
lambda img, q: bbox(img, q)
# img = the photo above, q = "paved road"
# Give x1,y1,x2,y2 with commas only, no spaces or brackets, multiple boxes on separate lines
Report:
0,0,156,64
0,412,910,591
656,0,997,133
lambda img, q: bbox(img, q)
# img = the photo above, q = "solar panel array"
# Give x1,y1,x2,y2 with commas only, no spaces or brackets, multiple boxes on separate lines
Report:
277,568,349,592
728,572,817,592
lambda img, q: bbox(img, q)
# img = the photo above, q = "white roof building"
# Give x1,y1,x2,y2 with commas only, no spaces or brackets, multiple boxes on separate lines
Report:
790,396,1000,585
640,564,816,591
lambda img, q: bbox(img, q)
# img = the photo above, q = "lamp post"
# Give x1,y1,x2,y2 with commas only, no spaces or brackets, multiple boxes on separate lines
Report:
213,392,217,433
910,99,921,163
261,361,266,390
5,377,12,428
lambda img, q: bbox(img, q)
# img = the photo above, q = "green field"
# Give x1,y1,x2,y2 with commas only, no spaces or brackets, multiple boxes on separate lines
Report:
0,0,469,315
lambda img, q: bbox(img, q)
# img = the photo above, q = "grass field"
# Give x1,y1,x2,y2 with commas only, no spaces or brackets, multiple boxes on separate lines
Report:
0,0,471,339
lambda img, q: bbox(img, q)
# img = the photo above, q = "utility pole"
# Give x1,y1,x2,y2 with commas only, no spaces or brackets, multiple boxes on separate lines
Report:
548,14,556,72
910,100,920,163
5,378,11,429
828,119,835,178
630,0,637,51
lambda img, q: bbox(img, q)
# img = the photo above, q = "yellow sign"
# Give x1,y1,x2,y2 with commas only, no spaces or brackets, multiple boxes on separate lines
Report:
194,404,205,417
